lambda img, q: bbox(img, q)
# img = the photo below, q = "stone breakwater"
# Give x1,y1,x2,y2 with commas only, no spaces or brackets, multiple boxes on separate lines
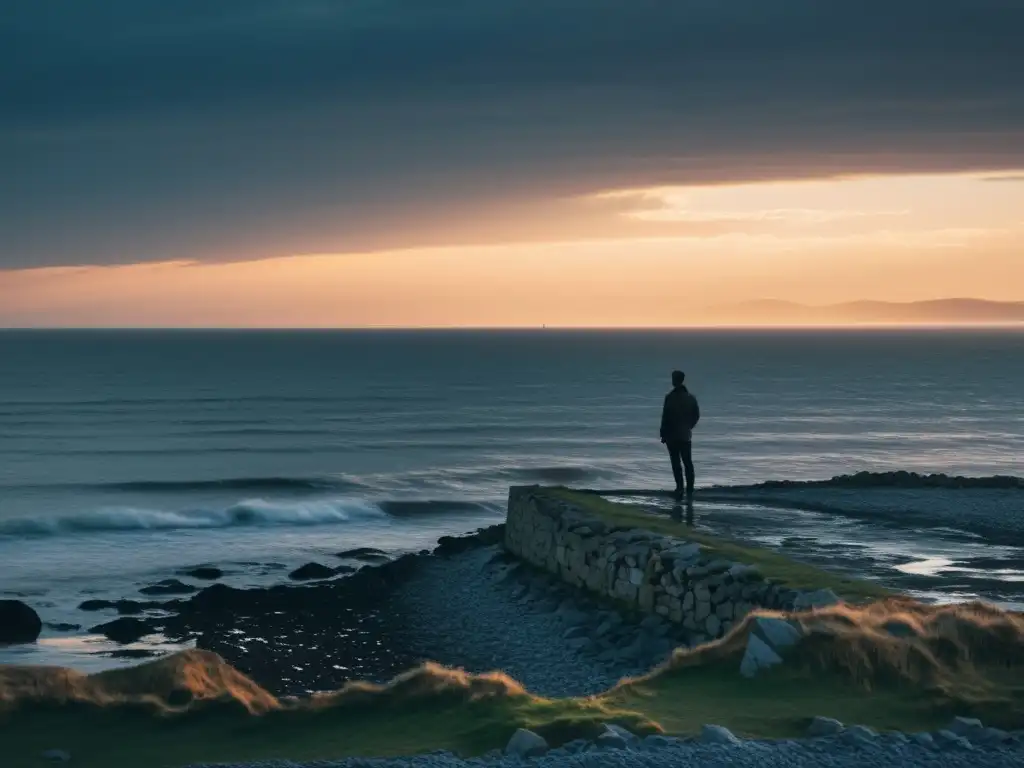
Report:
505,487,838,643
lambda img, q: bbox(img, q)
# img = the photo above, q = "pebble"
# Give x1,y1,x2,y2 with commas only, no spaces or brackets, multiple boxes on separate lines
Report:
185,735,1024,768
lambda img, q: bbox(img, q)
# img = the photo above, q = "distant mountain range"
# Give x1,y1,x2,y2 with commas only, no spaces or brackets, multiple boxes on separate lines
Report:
706,299,1024,325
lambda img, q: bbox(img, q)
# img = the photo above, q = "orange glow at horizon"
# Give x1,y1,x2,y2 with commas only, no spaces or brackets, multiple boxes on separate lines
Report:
3,171,1023,328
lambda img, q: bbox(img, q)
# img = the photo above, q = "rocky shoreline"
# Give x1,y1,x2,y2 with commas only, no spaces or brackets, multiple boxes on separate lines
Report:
14,516,760,698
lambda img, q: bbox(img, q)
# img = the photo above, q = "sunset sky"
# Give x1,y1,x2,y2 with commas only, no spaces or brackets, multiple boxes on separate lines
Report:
3,1,1023,327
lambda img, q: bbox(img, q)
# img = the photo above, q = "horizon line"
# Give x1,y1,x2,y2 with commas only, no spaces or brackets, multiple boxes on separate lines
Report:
3,322,1024,332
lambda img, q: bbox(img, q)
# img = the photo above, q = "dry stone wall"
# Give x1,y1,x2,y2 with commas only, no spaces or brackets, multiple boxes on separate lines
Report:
505,487,834,641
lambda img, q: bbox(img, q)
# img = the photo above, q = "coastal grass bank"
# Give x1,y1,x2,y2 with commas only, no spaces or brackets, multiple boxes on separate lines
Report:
2,488,1023,768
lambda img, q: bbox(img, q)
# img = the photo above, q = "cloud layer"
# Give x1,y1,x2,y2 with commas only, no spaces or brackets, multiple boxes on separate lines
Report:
3,0,1024,268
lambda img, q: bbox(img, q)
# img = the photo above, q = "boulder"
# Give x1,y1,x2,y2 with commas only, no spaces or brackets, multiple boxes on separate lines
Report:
976,727,1011,746
602,724,638,743
909,732,936,749
641,735,678,750
288,562,338,581
140,579,197,596
739,633,783,678
753,616,803,650
181,566,224,580
0,600,42,643
704,614,721,637
793,588,840,611
807,716,844,737
934,730,973,750
504,728,549,758
90,617,157,644
842,725,879,747
45,622,81,632
946,716,984,738
78,599,115,612
78,598,153,615
335,547,391,563
700,725,741,745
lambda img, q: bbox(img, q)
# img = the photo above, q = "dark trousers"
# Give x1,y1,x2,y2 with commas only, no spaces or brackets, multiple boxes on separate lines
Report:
666,441,695,493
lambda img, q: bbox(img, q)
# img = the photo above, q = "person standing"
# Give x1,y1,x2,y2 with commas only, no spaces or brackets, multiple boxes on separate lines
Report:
660,370,700,500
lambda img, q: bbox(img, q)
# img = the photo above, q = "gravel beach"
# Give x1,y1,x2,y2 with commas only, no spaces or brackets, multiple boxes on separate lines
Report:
185,732,1024,768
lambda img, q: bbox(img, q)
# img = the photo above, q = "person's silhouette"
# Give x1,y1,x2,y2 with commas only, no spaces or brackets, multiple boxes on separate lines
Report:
660,370,700,500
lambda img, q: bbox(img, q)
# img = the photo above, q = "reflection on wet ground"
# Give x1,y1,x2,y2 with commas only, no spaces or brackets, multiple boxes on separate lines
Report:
607,495,1024,612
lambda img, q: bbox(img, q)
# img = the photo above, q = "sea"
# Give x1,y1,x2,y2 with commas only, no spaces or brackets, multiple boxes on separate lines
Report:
1,329,1023,667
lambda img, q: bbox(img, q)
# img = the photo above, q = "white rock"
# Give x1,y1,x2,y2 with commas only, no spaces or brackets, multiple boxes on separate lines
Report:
807,716,844,737
935,730,974,750
700,724,741,745
793,588,841,610
739,632,783,678
843,724,879,745
505,728,549,758
753,616,803,650
947,716,984,737
603,724,639,742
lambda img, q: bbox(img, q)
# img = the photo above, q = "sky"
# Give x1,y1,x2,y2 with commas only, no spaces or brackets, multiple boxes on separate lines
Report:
2,1,1023,327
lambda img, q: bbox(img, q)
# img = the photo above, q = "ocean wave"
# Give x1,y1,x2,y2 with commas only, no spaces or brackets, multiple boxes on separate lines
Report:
0,498,386,537
98,476,366,494
2,476,367,495
0,496,503,539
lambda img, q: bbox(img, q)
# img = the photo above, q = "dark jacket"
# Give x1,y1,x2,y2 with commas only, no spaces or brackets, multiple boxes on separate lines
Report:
660,385,700,443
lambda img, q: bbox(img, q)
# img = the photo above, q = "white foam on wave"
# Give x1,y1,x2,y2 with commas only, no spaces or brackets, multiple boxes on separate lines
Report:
0,497,386,537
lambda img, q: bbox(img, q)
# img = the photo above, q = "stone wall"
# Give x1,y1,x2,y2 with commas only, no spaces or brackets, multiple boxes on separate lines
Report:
505,487,833,642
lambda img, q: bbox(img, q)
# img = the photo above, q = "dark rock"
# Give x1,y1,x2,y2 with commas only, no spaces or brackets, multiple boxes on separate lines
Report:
700,725,741,745
140,579,197,596
90,617,157,644
434,525,504,556
0,600,42,643
935,730,974,750
184,583,245,613
288,563,338,581
42,749,71,763
505,728,549,758
45,622,81,632
115,600,155,615
807,716,845,737
181,566,224,580
335,547,391,563
78,599,115,612
78,598,156,615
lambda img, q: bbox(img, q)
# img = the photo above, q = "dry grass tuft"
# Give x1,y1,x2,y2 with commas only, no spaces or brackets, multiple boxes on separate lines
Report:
0,649,279,714
630,600,1024,701
307,662,528,710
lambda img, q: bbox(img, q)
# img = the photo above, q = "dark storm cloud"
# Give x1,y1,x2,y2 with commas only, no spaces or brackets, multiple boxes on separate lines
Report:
2,0,1023,268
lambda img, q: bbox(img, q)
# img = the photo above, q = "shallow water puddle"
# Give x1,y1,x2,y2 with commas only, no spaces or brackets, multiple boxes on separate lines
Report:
608,495,1024,609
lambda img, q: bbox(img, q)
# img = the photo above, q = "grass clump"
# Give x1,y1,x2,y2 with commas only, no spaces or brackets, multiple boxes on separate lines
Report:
541,487,892,601
6,598,1024,767
0,653,655,768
